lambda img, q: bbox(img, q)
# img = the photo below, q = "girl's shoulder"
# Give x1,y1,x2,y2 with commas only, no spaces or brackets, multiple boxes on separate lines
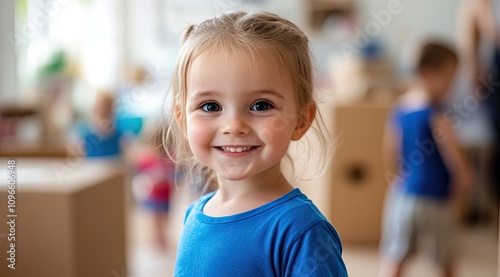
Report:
271,189,334,233
280,191,347,276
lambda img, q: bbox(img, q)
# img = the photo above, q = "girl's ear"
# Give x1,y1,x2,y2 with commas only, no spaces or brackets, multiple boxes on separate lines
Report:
291,103,316,141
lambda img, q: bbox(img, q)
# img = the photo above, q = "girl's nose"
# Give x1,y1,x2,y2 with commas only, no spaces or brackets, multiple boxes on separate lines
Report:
221,114,250,136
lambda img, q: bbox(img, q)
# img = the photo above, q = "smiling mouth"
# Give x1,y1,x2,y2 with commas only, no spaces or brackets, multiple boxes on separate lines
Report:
215,146,259,153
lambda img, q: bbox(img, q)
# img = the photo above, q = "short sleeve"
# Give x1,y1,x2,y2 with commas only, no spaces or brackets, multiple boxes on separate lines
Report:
283,221,348,276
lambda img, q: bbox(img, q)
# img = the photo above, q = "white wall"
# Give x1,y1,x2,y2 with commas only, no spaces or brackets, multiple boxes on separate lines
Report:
0,0,18,105
356,0,460,63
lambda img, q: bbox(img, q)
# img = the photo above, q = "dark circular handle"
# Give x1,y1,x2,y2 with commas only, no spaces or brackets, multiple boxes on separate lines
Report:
345,163,367,184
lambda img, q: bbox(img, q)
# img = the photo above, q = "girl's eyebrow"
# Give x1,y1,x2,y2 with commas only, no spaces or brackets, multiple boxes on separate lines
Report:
189,89,285,101
250,89,285,99
189,91,221,101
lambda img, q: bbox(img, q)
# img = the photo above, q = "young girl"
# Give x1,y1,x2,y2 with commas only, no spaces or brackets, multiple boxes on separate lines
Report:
167,11,347,276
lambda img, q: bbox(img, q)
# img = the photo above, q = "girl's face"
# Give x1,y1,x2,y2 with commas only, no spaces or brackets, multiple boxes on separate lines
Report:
183,49,309,182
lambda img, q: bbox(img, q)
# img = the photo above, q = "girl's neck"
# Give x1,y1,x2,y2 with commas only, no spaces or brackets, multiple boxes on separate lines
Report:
218,170,292,200
203,164,294,216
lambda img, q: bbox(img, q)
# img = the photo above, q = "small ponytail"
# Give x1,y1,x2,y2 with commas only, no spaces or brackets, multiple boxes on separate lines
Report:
182,24,195,43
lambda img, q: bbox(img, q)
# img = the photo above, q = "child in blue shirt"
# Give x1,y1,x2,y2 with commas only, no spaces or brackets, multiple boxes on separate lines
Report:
379,42,472,277
166,11,348,276
83,91,123,158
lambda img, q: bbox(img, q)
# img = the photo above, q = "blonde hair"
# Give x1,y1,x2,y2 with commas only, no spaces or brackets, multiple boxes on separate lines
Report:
165,11,331,193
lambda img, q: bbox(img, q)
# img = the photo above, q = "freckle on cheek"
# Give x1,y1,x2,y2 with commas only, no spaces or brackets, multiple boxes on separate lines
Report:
272,118,287,132
262,129,274,141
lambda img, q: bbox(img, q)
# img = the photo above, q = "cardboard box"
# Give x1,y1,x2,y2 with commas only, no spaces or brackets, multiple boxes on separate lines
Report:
327,102,391,244
0,158,127,277
0,140,79,158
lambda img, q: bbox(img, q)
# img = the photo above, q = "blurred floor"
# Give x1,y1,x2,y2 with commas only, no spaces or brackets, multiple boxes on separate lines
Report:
127,189,189,277
344,224,498,277
128,203,498,277
128,206,174,277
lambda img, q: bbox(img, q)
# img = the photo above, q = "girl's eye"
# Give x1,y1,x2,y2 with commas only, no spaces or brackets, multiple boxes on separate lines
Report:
200,102,222,112
251,101,273,111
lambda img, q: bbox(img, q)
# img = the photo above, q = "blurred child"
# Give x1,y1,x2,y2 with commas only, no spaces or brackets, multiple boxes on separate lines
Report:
457,0,500,209
132,119,176,251
379,42,472,277
167,11,347,276
83,91,123,158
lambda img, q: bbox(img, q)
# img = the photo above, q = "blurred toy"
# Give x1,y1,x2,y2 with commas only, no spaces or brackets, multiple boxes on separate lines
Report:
38,50,74,143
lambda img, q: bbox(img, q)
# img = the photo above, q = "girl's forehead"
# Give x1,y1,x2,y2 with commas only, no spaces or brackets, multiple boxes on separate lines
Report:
189,47,291,82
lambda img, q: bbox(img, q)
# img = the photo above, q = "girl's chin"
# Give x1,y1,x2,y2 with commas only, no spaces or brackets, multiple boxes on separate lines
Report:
215,169,256,182
218,174,250,182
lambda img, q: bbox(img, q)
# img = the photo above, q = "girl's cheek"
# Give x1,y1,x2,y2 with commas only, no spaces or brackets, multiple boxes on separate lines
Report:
186,117,203,136
187,118,207,139
186,121,209,160
259,117,291,142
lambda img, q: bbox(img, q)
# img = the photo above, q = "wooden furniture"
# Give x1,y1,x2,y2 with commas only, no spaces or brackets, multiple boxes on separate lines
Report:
0,140,80,158
0,158,127,277
0,105,39,139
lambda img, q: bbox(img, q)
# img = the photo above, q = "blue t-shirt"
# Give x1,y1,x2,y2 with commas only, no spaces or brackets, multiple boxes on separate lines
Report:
82,127,122,158
174,188,347,276
391,104,451,200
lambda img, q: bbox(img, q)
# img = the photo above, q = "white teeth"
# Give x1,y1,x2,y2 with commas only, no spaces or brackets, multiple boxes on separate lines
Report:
221,146,253,152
